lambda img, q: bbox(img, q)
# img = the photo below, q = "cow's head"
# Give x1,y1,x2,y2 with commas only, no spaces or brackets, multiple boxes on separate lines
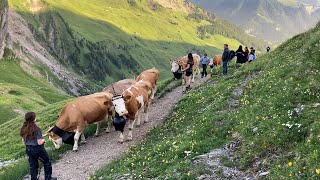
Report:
112,94,129,116
170,59,180,73
45,127,63,149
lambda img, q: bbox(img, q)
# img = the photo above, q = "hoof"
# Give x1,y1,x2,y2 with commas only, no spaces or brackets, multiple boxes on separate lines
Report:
72,148,78,152
94,134,99,137
119,140,124,144
127,137,133,141
136,124,141,128
80,141,87,144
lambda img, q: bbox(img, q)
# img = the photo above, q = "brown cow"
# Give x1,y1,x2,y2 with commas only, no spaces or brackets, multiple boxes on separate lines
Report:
45,92,113,151
170,53,201,84
135,67,160,100
112,81,151,143
101,79,136,133
208,55,222,72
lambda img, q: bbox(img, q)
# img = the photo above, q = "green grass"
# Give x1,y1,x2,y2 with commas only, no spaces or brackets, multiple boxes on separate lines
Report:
0,59,69,124
92,22,320,179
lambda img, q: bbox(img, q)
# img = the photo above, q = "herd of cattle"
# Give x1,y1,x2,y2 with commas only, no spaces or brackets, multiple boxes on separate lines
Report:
44,53,222,151
45,68,159,151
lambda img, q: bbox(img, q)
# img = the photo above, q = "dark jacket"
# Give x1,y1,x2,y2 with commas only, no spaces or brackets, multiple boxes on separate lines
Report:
236,49,244,63
222,48,230,62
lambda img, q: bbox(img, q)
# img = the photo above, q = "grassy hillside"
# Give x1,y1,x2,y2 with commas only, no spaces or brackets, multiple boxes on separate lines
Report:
0,58,69,124
93,22,320,179
8,0,265,87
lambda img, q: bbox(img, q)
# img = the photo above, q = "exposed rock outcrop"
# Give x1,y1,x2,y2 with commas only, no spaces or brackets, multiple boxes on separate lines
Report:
0,0,8,58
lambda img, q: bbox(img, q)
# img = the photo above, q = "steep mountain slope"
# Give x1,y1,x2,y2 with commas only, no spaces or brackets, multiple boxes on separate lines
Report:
0,58,69,124
5,0,265,94
191,0,320,44
0,0,8,58
93,21,320,179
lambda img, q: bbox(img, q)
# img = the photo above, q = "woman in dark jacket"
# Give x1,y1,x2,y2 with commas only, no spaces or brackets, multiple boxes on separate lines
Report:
236,45,245,63
20,112,57,180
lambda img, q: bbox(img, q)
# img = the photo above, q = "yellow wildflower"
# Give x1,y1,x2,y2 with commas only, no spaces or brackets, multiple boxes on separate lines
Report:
288,162,293,167
316,168,320,174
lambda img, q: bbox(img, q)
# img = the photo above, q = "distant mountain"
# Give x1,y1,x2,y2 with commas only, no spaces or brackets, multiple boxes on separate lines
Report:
191,0,320,44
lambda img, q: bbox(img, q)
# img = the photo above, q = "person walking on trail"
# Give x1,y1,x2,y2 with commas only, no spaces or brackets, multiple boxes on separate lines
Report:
182,53,194,93
222,44,230,75
266,46,271,52
248,47,256,63
20,112,57,180
235,45,245,64
244,46,249,63
200,53,210,78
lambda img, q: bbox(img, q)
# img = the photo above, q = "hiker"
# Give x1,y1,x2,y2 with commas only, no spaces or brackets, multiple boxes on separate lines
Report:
266,46,271,52
248,47,256,63
20,112,57,180
200,53,210,78
182,53,194,92
235,45,245,64
244,47,249,63
222,44,230,75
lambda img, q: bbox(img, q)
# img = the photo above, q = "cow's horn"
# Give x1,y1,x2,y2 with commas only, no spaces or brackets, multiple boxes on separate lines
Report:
44,126,54,136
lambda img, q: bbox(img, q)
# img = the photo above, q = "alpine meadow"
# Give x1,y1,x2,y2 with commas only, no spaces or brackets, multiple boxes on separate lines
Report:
0,0,319,180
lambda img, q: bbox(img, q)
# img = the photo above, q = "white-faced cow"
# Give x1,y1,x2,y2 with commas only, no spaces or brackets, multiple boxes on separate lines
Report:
135,67,160,101
170,53,200,84
112,81,151,143
100,79,136,133
45,92,113,151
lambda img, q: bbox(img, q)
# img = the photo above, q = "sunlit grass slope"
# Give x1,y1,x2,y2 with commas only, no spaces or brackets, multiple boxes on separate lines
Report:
93,22,320,179
0,59,69,124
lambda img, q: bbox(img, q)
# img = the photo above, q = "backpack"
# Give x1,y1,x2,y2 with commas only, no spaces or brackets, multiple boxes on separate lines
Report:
229,50,236,61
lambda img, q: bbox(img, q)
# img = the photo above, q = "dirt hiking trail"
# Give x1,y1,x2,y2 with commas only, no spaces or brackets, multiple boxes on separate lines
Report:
32,76,207,180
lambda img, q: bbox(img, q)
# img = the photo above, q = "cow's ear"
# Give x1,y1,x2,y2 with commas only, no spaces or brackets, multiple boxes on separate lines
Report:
124,94,132,102
104,100,113,108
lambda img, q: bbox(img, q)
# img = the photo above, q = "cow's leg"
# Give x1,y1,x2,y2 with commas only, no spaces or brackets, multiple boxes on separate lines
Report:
127,120,135,141
80,133,86,144
191,71,195,83
144,104,149,123
136,112,141,127
73,130,82,151
95,121,101,137
106,112,113,133
119,132,124,143
151,86,157,100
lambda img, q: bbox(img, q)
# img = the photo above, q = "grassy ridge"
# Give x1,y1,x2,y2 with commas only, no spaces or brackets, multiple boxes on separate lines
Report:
93,22,320,179
0,59,69,124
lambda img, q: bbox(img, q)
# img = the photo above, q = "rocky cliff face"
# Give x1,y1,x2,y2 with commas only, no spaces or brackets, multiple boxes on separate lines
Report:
0,0,8,58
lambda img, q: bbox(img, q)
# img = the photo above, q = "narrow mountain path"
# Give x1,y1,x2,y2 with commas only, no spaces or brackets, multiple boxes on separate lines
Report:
38,76,207,180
